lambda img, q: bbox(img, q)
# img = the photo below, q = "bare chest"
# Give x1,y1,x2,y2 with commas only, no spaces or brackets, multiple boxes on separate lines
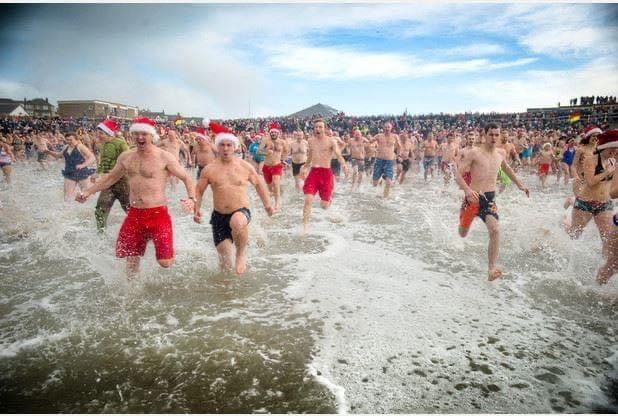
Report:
127,155,164,179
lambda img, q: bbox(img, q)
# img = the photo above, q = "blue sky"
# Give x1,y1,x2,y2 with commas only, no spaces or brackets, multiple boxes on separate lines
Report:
0,3,616,119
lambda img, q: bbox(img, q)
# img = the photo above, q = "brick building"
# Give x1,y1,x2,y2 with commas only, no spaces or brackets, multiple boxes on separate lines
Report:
57,100,138,119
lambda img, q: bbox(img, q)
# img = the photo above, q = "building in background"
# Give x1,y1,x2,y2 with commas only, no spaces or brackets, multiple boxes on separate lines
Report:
57,100,138,119
0,97,55,117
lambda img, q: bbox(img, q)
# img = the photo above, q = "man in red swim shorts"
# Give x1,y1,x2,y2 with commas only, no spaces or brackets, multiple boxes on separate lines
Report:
76,116,196,279
259,121,288,211
300,118,348,233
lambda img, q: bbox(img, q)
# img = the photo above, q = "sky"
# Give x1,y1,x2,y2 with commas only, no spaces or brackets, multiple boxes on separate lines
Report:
0,3,617,119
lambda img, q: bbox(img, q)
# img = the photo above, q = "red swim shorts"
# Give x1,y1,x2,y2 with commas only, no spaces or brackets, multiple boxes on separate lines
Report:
262,163,283,184
116,206,174,260
538,163,550,176
303,167,335,202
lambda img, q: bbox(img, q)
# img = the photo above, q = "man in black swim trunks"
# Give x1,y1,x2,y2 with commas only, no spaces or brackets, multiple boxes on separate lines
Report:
454,122,529,281
193,121,274,275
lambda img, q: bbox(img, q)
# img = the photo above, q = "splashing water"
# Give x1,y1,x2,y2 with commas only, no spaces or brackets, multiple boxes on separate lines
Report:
0,162,616,413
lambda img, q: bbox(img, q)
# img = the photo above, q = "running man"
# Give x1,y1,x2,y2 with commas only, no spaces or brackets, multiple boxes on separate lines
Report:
301,118,348,233
423,133,438,181
191,127,217,180
0,139,15,184
93,119,130,233
194,121,275,275
76,117,196,279
371,121,400,199
290,129,308,191
349,127,367,191
396,131,413,184
259,122,288,211
454,122,530,281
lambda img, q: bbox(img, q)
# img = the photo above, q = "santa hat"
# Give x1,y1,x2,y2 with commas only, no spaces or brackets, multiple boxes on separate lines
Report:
596,130,618,151
193,127,207,140
204,119,239,148
129,116,159,143
583,125,602,138
269,121,281,133
96,119,119,137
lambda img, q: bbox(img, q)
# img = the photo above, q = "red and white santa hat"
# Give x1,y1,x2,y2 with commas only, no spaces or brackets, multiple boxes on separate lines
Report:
96,118,119,137
583,125,603,138
269,121,281,133
129,116,159,143
193,127,207,141
204,119,239,147
596,130,618,151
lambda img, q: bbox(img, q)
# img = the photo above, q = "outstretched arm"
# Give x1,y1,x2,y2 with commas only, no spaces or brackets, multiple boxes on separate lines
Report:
76,153,128,201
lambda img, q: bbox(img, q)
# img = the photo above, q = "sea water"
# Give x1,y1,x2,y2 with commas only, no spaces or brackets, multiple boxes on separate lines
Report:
0,161,616,413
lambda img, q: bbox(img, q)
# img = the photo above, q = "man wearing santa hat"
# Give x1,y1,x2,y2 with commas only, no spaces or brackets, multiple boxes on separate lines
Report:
76,116,196,279
191,127,217,180
93,118,130,233
193,121,274,275
158,128,191,190
257,121,287,211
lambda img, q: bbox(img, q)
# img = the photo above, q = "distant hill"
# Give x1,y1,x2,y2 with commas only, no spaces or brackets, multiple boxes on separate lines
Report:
288,103,339,118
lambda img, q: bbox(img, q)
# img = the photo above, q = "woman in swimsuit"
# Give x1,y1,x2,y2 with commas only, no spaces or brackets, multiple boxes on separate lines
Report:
47,132,97,201
564,128,615,271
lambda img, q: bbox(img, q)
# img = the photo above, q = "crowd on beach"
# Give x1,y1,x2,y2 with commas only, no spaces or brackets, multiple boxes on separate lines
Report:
0,103,616,285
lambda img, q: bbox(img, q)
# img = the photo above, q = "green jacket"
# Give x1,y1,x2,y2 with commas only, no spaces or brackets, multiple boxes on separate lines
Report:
97,138,129,174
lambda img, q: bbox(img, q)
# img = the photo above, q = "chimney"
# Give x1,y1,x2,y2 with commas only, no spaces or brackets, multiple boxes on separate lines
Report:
45,97,48,103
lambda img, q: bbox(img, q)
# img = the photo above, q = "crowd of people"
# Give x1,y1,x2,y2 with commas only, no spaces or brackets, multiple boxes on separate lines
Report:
0,107,616,285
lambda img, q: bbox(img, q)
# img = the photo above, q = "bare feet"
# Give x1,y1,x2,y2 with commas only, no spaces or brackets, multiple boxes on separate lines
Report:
235,254,247,275
488,268,503,281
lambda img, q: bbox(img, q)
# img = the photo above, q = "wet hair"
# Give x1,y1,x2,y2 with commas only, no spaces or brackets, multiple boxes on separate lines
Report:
483,122,500,134
313,117,325,125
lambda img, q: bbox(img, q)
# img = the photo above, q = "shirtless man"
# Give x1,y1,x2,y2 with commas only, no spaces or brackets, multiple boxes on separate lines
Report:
159,129,191,189
329,133,346,178
454,123,530,281
259,122,288,211
457,132,477,186
423,133,438,181
76,117,196,279
371,122,399,199
396,131,413,184
194,122,274,275
364,137,377,176
191,128,217,180
93,119,130,233
301,118,348,233
349,128,367,191
440,132,459,186
0,139,15,184
290,129,308,191
33,133,52,169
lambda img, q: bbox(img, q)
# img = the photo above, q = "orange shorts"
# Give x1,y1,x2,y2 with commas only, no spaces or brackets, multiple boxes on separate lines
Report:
459,192,499,230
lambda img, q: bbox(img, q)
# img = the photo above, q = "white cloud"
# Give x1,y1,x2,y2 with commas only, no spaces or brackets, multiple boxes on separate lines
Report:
458,57,618,113
520,27,618,57
431,43,507,58
266,44,536,80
